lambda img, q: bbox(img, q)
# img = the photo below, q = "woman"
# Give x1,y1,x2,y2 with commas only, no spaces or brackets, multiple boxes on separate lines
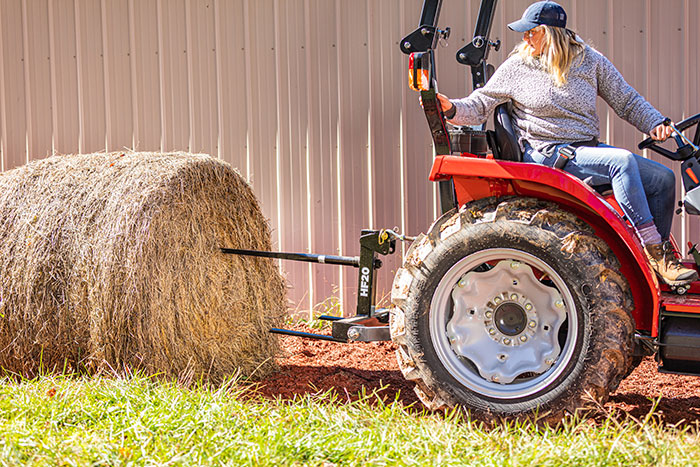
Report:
438,0,697,287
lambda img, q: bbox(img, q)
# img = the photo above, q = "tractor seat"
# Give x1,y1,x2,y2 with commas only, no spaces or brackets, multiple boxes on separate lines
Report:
492,102,522,162
491,102,613,197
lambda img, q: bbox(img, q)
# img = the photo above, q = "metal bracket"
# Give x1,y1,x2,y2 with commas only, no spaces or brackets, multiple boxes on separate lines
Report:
332,309,390,342
400,0,444,54
269,310,391,343
223,229,407,344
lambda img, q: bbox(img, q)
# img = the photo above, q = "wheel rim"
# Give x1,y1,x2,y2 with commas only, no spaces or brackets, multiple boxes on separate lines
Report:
430,248,579,399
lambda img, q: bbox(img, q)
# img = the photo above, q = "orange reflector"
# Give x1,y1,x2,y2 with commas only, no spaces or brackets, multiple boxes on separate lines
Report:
687,167,699,184
408,68,417,91
408,52,430,91
418,69,429,91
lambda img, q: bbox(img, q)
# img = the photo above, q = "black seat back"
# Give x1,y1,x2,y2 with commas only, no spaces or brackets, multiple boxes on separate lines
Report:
493,102,522,162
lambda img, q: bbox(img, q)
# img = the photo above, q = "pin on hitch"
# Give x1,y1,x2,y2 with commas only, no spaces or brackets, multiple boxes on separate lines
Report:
221,229,414,343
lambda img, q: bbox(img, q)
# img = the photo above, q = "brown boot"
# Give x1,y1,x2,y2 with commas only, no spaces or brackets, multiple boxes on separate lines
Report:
645,241,698,286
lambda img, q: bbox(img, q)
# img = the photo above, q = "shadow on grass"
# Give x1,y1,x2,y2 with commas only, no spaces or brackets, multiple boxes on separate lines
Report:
251,362,700,429
605,393,700,428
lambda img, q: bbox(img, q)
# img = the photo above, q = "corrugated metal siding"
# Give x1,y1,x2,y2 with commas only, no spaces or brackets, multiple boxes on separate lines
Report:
1,0,699,315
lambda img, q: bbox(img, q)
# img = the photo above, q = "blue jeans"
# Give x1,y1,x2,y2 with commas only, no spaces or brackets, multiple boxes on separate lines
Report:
523,143,676,239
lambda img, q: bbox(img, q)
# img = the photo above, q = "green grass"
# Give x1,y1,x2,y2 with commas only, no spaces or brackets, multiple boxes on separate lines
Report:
0,375,699,466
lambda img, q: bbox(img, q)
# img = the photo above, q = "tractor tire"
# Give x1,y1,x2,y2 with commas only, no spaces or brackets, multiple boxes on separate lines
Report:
390,197,634,422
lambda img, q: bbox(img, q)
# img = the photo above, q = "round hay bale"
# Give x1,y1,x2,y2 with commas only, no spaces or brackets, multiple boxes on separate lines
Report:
0,152,286,381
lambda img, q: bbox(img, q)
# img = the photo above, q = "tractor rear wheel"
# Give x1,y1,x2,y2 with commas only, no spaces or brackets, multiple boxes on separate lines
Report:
390,197,634,421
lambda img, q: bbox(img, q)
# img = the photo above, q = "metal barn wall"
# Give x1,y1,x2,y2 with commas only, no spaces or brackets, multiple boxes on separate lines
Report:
1,0,699,316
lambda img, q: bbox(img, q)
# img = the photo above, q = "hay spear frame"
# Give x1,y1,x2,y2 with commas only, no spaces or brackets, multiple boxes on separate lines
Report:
222,229,410,343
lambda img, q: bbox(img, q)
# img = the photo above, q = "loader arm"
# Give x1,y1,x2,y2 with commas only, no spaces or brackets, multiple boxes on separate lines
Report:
401,0,499,214
456,0,499,90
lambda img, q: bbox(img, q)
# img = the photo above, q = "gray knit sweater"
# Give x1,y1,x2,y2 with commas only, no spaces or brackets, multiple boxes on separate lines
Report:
448,45,665,154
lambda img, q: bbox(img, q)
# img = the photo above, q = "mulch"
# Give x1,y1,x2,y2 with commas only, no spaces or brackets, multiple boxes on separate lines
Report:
254,325,700,426
254,325,418,407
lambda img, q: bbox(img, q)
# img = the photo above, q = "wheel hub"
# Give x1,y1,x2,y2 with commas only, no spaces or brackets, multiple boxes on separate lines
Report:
445,260,567,384
483,293,538,345
494,302,527,336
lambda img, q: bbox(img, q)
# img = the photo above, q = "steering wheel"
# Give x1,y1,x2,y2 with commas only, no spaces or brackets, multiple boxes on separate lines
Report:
638,113,700,161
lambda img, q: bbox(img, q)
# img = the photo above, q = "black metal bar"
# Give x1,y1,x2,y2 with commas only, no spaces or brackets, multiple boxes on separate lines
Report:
420,87,452,151
357,238,378,318
221,248,360,267
657,366,700,377
438,180,456,213
456,0,499,90
661,311,700,319
270,328,345,342
419,0,442,30
355,230,394,317
318,315,342,321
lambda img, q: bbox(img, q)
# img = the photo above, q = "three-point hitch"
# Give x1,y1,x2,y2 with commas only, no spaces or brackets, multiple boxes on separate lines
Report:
222,229,412,342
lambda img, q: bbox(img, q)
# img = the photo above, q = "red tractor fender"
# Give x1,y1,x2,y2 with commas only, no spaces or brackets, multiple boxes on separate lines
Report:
430,155,660,334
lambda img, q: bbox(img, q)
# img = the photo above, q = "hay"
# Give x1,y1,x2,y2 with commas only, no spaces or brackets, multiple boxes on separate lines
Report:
0,152,286,381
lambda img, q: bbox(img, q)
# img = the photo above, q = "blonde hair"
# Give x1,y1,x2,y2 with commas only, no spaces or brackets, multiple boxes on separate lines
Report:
514,25,585,86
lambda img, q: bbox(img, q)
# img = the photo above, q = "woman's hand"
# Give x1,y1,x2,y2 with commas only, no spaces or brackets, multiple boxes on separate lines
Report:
650,123,674,141
419,92,456,119
436,93,456,119
437,93,454,114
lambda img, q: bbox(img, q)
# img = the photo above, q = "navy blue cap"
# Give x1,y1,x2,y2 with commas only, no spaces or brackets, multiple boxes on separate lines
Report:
508,1,567,32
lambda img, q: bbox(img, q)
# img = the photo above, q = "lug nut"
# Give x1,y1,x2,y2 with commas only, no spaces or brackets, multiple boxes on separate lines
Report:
494,296,502,304
528,320,537,328
525,303,533,311
503,338,511,345
485,311,493,319
555,300,564,308
489,328,496,335
520,335,527,342
510,261,520,269
510,294,518,300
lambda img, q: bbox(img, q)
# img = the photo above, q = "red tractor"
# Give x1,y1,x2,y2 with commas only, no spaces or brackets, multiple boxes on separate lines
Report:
228,0,700,421
393,0,700,420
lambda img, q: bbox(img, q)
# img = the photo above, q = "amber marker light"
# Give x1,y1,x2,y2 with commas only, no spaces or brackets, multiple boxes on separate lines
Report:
408,53,430,91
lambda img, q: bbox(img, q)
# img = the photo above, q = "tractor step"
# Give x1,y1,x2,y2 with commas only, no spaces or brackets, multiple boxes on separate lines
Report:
660,292,700,314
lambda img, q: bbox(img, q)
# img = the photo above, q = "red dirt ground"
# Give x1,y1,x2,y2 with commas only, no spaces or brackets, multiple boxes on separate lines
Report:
256,325,700,426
